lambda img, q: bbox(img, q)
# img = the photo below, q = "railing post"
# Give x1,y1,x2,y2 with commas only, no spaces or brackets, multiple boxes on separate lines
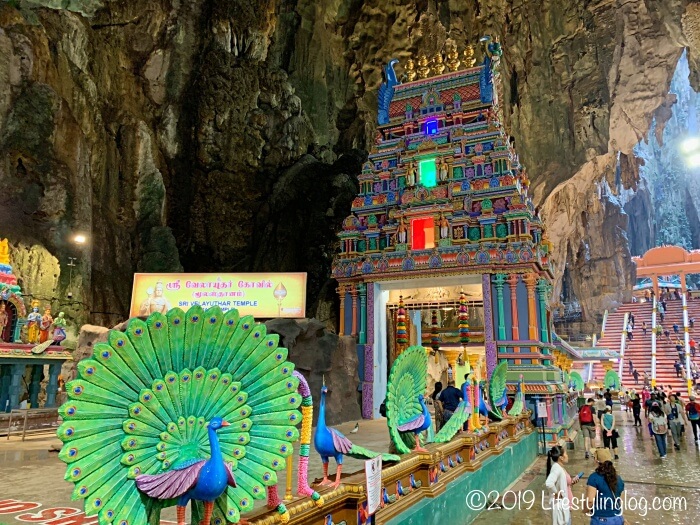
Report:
683,293,693,397
618,312,629,382
651,297,658,389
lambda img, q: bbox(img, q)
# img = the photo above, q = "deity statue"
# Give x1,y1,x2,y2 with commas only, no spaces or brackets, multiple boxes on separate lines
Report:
397,217,408,244
404,58,417,82
417,55,431,79
139,281,172,316
52,312,67,343
0,239,9,265
27,303,41,344
406,162,417,186
445,42,461,72
439,213,449,239
39,306,53,343
431,52,446,76
463,45,476,68
0,302,7,342
439,158,449,182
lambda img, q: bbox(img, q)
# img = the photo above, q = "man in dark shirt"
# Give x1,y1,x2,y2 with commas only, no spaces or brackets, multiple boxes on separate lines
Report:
438,380,463,423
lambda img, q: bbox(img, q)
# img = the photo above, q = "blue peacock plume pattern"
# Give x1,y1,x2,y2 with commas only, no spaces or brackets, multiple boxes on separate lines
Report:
57,306,302,525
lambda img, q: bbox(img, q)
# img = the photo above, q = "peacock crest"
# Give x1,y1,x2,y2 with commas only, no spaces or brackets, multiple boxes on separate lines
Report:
57,306,301,525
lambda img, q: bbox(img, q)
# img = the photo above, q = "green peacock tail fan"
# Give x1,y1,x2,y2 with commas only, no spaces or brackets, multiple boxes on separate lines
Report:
488,361,508,420
57,306,301,525
386,346,428,454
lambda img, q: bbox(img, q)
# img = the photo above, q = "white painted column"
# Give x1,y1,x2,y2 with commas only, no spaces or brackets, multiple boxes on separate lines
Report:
373,284,389,418
651,297,658,389
683,293,692,397
618,312,629,381
600,310,609,341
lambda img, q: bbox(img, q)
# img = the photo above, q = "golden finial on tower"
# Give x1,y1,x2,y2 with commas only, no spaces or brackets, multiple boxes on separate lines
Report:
405,58,417,82
0,239,9,265
462,45,476,68
445,42,461,72
417,54,431,79
431,52,446,76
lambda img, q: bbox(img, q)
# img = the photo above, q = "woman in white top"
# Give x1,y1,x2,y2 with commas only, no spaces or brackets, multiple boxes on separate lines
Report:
544,445,580,525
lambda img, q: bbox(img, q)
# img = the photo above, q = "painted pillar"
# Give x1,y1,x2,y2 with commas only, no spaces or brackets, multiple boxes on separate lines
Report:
683,293,693,396
8,364,25,411
28,365,43,408
557,395,564,425
681,273,687,294
358,283,367,344
45,363,62,408
507,274,520,340
536,279,549,344
482,273,497,378
651,297,658,389
523,273,538,342
350,285,358,337
545,395,553,426
337,284,346,336
618,312,629,381
0,365,10,412
362,284,374,419
493,273,507,340
652,275,659,297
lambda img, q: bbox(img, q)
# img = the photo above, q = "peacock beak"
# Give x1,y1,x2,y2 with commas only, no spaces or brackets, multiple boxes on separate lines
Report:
221,421,230,427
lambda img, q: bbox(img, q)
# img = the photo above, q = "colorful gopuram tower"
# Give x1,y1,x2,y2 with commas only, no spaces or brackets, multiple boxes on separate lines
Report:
332,38,576,445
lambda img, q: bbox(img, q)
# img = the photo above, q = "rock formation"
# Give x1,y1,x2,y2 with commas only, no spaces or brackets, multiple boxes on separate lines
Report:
0,0,698,331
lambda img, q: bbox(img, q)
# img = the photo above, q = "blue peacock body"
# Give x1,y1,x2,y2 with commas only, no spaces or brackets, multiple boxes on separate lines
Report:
57,306,302,525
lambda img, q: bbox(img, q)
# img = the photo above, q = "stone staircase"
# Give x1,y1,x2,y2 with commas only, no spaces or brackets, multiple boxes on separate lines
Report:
578,299,700,397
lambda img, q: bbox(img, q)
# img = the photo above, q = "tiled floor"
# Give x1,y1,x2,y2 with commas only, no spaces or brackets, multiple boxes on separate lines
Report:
472,408,700,524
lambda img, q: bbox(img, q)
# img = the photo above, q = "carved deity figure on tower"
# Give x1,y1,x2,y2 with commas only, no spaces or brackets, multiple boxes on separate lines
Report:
27,303,41,344
0,302,7,342
439,213,449,239
397,217,408,244
0,239,9,265
439,158,449,182
39,306,53,343
406,162,417,186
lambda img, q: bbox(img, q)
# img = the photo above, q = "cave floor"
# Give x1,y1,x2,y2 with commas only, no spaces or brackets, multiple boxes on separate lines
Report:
471,408,700,525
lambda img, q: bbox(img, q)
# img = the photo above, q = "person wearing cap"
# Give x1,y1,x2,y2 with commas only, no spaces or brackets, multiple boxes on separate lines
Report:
600,406,619,459
686,394,700,443
585,448,625,525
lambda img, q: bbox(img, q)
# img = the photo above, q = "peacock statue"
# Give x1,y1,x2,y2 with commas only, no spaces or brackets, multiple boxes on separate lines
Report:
57,306,303,525
433,379,471,443
488,361,509,420
386,345,432,454
377,59,399,125
508,375,525,416
314,380,399,488
477,381,491,418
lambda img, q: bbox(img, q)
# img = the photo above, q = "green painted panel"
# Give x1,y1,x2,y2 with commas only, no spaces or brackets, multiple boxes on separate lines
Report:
420,158,437,188
386,432,538,525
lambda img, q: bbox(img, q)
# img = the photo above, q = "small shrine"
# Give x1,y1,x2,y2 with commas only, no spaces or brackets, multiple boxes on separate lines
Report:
0,239,72,413
332,38,576,444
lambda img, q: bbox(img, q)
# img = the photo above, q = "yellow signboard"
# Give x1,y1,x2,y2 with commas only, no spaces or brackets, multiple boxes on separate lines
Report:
130,273,307,319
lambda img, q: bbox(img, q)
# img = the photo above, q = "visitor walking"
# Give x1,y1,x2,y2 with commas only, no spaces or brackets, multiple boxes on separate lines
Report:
430,381,444,432
690,337,696,357
600,406,619,459
691,316,695,329
584,449,625,525
579,398,596,459
626,324,633,341
641,387,651,417
437,380,462,424
642,321,647,335
594,393,607,424
628,359,634,375
664,327,671,342
667,394,688,451
675,360,683,378
631,390,642,426
649,402,669,458
632,369,639,385
629,313,635,329
675,338,684,359
673,322,680,335
544,446,580,525
686,394,700,443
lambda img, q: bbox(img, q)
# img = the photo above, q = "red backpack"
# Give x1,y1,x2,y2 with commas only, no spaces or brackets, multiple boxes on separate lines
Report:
579,404,594,424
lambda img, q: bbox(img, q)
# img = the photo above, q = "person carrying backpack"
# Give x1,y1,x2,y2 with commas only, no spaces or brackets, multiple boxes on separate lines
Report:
649,403,669,458
579,398,596,459
686,395,700,443
668,394,688,451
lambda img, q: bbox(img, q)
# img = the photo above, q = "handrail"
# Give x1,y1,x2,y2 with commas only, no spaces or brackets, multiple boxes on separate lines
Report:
617,312,629,382
651,297,658,388
682,293,693,396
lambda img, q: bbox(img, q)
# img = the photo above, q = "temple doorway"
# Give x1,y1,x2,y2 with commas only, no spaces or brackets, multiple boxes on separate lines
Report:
1,301,16,342
371,274,485,416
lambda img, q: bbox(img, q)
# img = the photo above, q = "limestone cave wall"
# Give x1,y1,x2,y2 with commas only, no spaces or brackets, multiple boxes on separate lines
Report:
0,0,697,332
